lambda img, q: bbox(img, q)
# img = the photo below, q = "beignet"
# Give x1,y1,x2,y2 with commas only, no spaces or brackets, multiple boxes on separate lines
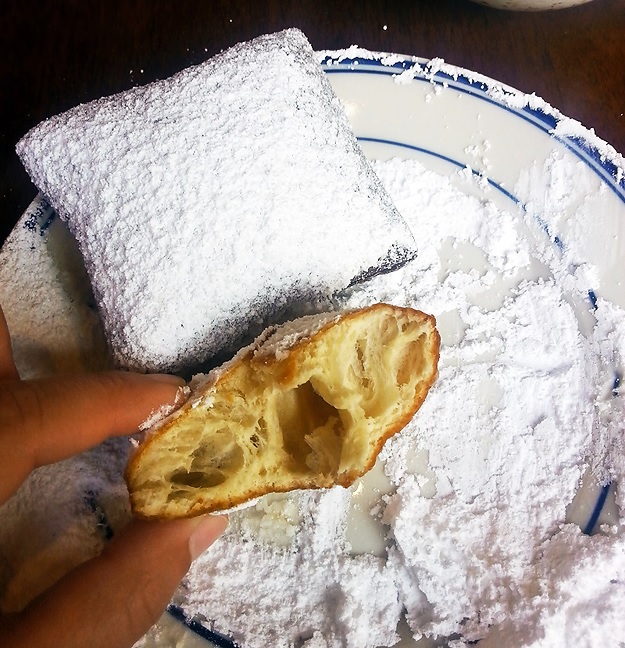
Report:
16,29,417,374
126,303,440,518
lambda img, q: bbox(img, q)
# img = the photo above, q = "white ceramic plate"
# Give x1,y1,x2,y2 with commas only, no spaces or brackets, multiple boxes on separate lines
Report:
1,51,624,647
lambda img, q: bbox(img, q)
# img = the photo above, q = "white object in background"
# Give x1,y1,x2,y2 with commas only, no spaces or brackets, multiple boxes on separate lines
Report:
469,0,593,10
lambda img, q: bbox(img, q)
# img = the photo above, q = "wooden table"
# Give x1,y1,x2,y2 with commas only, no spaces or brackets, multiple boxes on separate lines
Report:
1,0,624,244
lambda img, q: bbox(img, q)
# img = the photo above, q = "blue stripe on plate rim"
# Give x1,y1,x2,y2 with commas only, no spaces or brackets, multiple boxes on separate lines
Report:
166,604,237,647
320,55,625,207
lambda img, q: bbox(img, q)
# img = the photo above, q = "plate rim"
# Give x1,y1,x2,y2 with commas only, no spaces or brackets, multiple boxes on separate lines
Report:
320,51,625,206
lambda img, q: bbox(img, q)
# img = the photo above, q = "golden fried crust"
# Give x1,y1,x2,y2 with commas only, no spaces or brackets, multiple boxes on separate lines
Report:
126,303,440,519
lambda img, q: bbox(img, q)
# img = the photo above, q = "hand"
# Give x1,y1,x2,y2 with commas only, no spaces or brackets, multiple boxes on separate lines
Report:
0,307,227,648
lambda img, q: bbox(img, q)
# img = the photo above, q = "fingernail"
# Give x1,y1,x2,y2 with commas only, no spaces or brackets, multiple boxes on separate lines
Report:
189,515,228,561
142,373,186,386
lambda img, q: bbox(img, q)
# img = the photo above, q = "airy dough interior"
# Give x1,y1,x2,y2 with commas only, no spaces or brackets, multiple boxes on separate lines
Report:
127,305,439,518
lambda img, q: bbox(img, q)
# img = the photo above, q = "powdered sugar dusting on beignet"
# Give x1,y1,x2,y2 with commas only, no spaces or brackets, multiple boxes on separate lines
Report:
16,29,416,374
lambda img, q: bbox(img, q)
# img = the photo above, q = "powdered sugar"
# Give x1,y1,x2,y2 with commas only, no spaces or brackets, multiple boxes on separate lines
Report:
139,385,191,431
163,156,625,647
2,43,625,648
252,311,341,361
3,143,624,648
16,29,416,375
176,488,402,648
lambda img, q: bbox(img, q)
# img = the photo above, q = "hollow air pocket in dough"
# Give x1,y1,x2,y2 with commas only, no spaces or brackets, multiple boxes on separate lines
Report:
126,303,440,519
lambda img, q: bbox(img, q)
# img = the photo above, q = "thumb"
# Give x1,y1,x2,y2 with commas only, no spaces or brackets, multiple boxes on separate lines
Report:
1,515,228,648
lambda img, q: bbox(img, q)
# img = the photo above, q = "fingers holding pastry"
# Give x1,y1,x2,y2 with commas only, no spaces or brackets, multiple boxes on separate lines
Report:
0,371,187,505
0,514,227,648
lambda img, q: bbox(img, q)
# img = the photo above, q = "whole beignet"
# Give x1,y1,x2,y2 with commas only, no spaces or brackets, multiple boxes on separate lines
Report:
126,303,440,519
16,29,417,374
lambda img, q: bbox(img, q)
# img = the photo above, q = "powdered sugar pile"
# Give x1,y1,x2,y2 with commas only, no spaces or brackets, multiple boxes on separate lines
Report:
179,488,402,648
2,149,624,648
143,156,625,647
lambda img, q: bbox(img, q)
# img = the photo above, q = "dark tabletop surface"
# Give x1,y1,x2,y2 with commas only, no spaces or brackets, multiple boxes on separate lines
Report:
1,0,624,245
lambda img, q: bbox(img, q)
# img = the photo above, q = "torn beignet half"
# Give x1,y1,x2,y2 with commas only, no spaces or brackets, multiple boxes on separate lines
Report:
126,303,440,519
